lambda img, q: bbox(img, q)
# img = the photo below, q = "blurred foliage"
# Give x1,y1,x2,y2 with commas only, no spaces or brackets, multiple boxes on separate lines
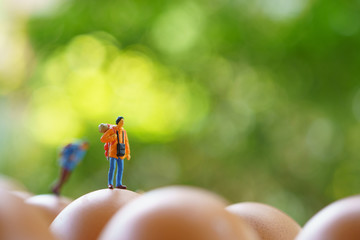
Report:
1,0,360,225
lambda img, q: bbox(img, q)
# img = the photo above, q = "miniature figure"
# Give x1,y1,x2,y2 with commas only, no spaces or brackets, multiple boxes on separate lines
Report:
99,116,131,189
51,140,89,195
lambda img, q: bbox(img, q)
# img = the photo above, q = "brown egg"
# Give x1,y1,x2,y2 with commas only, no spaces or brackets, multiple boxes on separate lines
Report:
50,189,140,240
296,195,360,240
226,202,301,240
99,186,260,240
0,189,56,240
25,194,72,224
11,190,34,200
0,174,28,191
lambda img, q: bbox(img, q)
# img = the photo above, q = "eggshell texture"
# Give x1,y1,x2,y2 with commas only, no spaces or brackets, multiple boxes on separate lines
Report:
99,186,261,240
50,189,140,240
226,202,301,240
25,194,72,224
0,189,56,240
296,195,360,240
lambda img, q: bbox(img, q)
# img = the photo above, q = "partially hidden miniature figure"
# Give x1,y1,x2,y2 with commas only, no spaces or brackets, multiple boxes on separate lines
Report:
51,140,89,195
99,116,131,189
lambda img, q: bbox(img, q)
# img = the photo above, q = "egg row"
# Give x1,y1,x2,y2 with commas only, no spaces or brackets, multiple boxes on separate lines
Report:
0,175,359,240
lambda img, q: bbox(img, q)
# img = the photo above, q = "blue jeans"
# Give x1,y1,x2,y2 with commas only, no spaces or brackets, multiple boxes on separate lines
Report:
108,157,124,186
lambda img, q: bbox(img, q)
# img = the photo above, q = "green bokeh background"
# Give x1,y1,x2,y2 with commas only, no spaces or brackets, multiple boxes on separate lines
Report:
1,0,360,225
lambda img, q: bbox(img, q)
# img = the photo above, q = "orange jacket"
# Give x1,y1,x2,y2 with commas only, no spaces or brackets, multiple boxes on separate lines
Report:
100,126,130,160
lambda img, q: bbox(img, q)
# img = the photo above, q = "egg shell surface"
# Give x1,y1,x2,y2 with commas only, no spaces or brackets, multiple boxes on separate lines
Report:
100,186,261,240
226,202,301,240
0,174,28,191
0,189,56,240
296,195,360,240
25,194,72,224
50,188,140,240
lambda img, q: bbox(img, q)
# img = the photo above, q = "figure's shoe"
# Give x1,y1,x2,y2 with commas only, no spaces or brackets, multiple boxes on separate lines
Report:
108,184,114,189
116,185,127,189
